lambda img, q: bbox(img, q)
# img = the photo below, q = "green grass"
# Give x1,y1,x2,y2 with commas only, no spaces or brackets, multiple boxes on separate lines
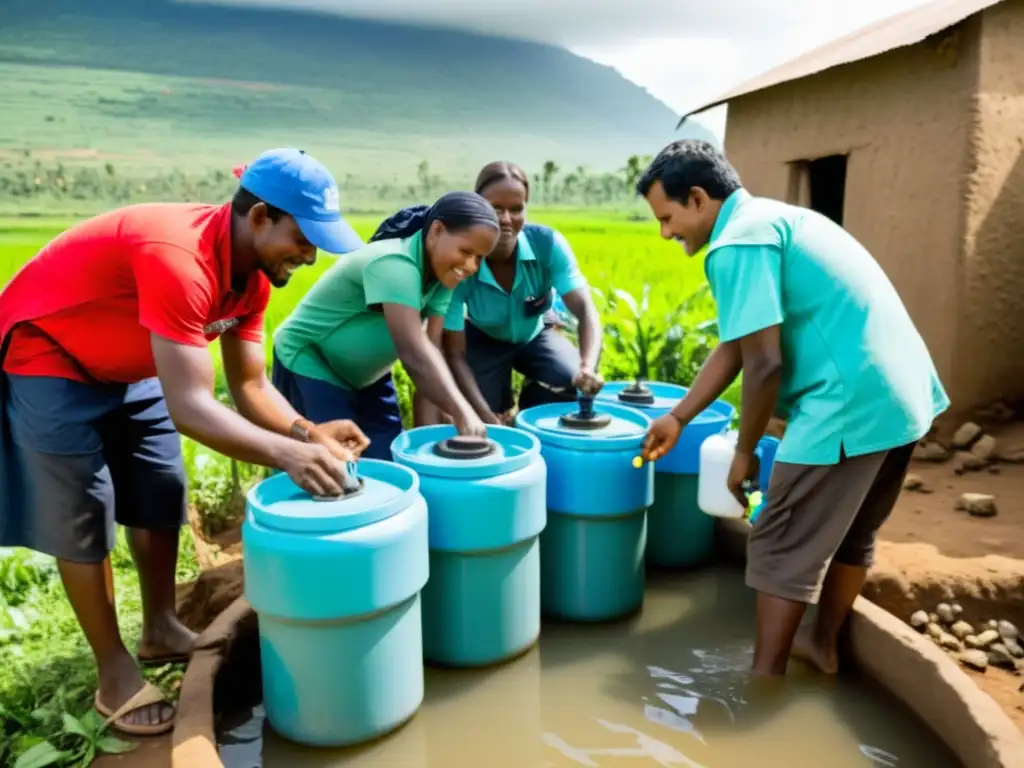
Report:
0,534,199,767
0,208,722,767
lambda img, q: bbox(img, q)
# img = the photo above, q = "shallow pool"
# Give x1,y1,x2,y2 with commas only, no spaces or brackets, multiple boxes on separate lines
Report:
216,566,962,767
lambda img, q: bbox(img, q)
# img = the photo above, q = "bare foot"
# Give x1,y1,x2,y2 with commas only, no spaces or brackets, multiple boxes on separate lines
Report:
97,653,175,728
137,611,197,661
791,624,839,675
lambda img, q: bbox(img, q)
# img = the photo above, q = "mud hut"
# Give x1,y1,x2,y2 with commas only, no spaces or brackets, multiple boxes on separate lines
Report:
680,0,1024,419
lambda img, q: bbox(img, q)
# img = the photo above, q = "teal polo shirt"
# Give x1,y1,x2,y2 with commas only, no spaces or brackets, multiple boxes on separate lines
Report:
443,224,587,344
705,189,949,466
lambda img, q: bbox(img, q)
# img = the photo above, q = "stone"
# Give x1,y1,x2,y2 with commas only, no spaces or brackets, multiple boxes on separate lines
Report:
952,422,983,450
978,402,1015,423
988,643,1017,669
960,649,989,671
913,441,951,462
902,474,931,492
930,613,941,624
976,629,1001,648
909,610,930,629
953,451,986,473
952,603,964,618
996,448,1024,464
997,620,1019,642
954,493,998,517
950,620,974,640
987,619,999,631
965,635,981,649
1005,638,1024,659
971,435,998,462
935,603,955,624
939,633,963,652
926,623,944,640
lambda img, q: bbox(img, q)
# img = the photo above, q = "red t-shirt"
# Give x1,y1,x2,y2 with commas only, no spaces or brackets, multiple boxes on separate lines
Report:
0,202,271,384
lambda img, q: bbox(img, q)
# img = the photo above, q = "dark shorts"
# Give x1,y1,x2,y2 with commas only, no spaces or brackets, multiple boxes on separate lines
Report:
465,322,580,413
0,375,187,564
270,355,402,462
746,441,916,604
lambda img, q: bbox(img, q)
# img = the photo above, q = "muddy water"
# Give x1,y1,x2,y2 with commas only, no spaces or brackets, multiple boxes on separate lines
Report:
217,566,961,768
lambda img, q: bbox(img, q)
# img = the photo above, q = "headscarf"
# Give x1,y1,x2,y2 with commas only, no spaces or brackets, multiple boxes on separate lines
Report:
370,191,498,243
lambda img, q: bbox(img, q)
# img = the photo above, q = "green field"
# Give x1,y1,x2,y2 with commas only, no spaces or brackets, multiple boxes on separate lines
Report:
1,210,709,328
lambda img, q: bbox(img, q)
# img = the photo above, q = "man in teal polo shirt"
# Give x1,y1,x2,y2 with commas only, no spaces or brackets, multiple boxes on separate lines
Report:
638,140,948,677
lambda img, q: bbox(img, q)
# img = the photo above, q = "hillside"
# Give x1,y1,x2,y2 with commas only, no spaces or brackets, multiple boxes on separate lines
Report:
0,0,714,187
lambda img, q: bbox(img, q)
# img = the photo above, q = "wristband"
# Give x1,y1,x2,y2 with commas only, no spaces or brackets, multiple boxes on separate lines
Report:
290,418,315,443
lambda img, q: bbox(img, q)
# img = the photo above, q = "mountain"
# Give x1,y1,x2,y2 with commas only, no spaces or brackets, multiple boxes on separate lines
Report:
0,0,712,186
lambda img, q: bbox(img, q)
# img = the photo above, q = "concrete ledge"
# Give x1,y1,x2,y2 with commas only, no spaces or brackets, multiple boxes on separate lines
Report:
171,597,254,768
850,597,1024,768
713,518,1024,768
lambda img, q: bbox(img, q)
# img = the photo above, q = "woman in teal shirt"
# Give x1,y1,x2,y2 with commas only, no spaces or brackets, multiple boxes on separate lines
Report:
436,162,604,425
272,192,499,458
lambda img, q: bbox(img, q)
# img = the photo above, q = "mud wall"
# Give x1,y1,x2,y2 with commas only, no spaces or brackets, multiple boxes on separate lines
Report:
959,0,1024,410
721,20,982,415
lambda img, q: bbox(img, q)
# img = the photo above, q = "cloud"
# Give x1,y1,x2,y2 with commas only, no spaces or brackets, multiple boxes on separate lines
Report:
179,0,936,136
180,0,930,47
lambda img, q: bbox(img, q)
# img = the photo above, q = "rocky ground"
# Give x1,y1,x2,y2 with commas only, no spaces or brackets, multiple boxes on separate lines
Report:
878,412,1024,731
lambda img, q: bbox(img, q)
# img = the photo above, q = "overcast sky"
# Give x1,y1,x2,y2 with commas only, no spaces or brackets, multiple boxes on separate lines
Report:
186,0,935,136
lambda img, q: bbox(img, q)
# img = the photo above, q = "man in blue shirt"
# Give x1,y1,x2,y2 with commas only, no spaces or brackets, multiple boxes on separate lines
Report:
638,140,949,677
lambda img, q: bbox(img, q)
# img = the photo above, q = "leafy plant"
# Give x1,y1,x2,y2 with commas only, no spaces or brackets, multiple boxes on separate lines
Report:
9,709,137,768
594,282,719,387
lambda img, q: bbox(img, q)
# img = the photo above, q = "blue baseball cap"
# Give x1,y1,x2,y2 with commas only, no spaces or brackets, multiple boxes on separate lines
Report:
235,148,363,255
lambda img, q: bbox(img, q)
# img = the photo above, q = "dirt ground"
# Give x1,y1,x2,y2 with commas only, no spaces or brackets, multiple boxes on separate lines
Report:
876,418,1024,732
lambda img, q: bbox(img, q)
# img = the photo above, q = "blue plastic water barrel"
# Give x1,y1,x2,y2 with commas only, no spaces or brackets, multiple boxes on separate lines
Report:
242,459,429,747
516,400,654,622
391,425,546,667
595,381,734,568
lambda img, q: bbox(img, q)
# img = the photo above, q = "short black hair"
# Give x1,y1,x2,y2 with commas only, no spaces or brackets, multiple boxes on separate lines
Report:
230,187,287,221
636,140,742,203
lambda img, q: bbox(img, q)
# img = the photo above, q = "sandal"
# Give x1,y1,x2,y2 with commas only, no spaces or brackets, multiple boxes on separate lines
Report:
94,682,176,737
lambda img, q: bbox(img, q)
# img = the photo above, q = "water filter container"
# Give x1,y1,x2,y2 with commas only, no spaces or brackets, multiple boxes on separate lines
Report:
697,431,747,518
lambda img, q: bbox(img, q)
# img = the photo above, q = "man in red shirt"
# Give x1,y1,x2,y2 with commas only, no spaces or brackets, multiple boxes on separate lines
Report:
0,148,369,735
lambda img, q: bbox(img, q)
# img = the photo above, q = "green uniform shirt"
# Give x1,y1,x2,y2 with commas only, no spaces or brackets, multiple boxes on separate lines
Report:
273,231,451,390
705,189,949,466
443,224,587,343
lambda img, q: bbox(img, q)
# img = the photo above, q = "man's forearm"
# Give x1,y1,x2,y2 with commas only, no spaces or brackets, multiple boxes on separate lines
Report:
735,358,781,456
670,341,742,424
232,379,303,437
165,388,294,468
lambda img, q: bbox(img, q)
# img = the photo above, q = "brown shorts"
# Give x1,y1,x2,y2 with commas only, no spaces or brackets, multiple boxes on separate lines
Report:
746,441,916,604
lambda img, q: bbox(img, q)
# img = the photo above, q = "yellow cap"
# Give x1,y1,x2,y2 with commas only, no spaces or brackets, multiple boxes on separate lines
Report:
748,491,763,508
632,456,643,468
